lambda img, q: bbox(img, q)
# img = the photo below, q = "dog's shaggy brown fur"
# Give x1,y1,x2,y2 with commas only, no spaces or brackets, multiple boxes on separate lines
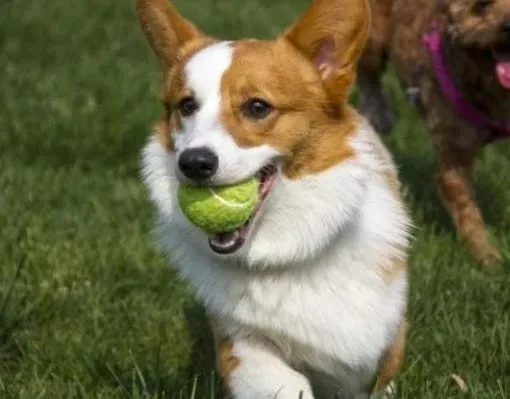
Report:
358,0,510,268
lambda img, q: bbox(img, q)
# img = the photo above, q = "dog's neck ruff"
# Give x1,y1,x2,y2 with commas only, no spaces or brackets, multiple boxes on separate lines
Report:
422,23,510,142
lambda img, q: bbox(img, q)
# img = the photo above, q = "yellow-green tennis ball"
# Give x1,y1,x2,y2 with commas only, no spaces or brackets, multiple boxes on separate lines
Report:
177,178,258,234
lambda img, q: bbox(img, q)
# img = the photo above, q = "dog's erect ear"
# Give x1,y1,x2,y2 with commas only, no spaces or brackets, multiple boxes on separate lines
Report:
282,0,370,105
136,0,202,70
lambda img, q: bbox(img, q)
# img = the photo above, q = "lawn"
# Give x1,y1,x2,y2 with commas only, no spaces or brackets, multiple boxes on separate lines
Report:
1,0,509,398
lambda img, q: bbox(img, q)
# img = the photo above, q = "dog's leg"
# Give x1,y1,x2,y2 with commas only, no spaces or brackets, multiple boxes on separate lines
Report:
357,67,396,135
227,340,314,399
433,138,501,268
357,70,396,135
356,0,395,134
211,322,314,399
369,320,406,399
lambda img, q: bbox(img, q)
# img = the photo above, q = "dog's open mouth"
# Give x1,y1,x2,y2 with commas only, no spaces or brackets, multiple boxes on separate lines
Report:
493,47,510,89
208,165,278,255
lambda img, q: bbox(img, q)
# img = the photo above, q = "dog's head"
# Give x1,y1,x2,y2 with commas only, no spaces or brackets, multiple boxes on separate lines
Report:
137,0,371,265
443,0,510,87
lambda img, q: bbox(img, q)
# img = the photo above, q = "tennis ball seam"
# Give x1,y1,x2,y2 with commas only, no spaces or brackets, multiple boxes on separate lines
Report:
208,187,256,209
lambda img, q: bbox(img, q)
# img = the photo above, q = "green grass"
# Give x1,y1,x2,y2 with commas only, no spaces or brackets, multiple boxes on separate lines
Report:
1,0,509,397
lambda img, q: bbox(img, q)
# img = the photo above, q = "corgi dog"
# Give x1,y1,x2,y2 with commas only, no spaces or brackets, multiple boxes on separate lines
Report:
136,0,412,397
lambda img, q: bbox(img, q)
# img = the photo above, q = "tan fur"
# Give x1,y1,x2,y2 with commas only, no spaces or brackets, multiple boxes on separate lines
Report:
284,0,371,106
136,0,202,71
210,319,239,396
372,319,407,393
358,0,510,268
220,41,358,178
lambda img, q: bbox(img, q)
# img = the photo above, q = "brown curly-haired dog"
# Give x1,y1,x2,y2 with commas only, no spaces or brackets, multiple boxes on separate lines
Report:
357,0,510,267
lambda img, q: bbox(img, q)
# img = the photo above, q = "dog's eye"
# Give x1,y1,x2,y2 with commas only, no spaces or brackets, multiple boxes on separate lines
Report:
472,0,493,14
241,98,273,120
178,97,199,117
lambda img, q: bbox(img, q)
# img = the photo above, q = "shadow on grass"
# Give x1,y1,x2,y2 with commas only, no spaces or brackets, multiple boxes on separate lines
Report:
0,310,25,368
0,255,28,372
95,304,220,398
175,304,221,398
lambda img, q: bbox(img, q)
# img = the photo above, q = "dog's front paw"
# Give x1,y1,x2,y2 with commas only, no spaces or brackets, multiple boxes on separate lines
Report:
227,338,316,399
230,379,315,399
229,368,315,399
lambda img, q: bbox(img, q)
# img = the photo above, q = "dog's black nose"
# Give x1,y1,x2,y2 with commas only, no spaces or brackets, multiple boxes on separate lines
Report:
501,20,510,35
178,147,218,181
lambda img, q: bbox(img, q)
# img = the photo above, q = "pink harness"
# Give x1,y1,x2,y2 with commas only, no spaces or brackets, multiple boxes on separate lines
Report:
421,23,510,142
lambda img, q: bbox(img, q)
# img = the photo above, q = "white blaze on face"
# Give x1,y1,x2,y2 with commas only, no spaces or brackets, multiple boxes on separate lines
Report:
172,41,279,185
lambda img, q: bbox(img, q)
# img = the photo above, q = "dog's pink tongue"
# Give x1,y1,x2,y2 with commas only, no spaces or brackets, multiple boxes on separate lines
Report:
496,61,510,89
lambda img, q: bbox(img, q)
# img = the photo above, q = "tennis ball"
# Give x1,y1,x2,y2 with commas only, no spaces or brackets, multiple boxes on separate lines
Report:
177,178,258,234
